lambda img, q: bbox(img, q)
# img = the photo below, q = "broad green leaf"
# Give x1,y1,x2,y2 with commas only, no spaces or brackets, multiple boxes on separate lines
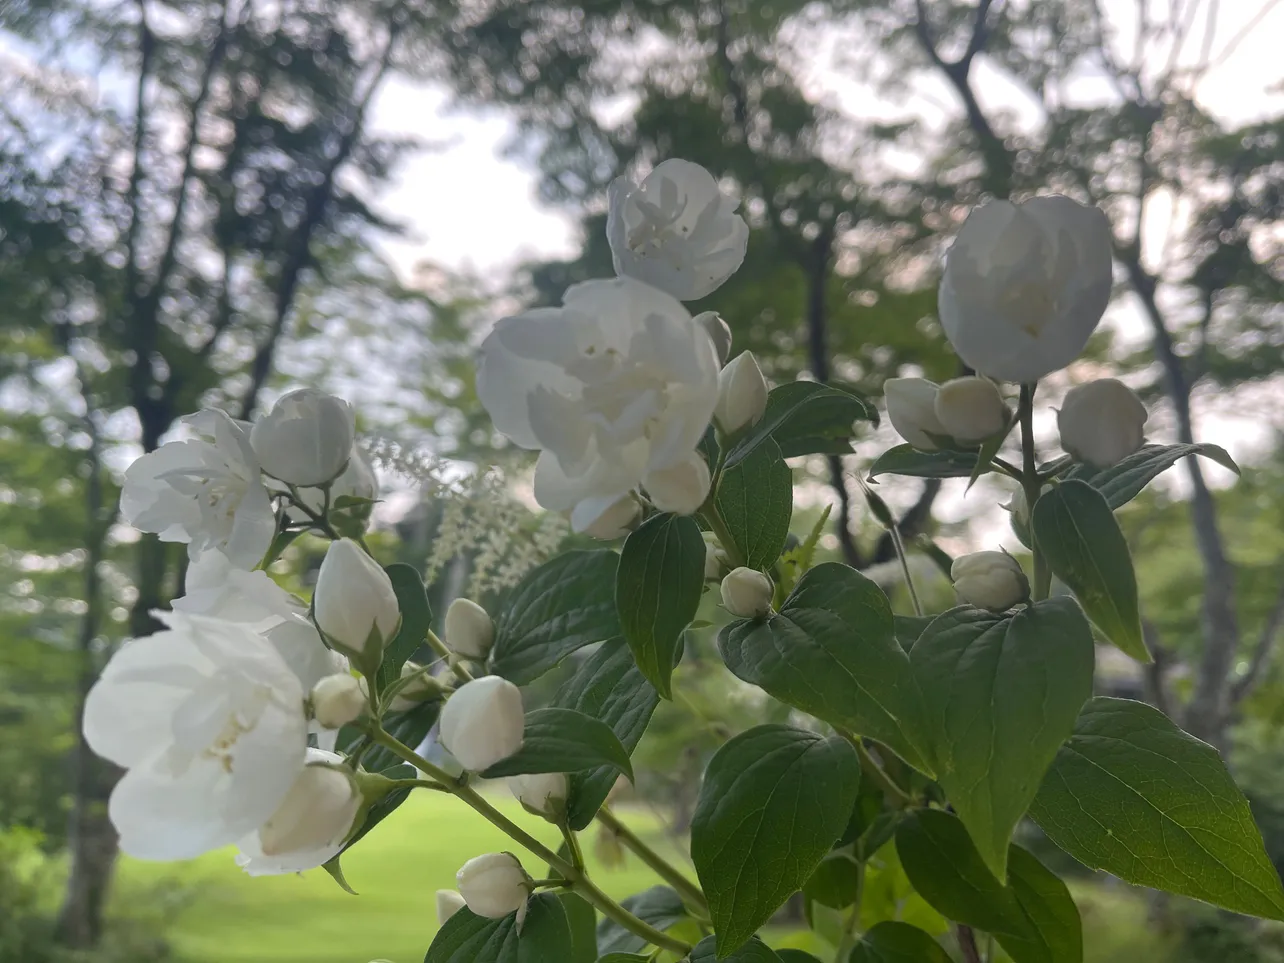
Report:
490,550,621,685
691,724,861,956
893,615,934,651
482,708,633,781
803,852,863,909
560,893,596,963
688,935,782,963
868,445,984,480
377,563,433,691
896,811,1082,963
616,513,705,697
1063,442,1240,508
714,437,793,570
726,380,876,466
910,600,1095,879
1032,480,1148,662
595,887,687,956
597,956,651,963
776,952,823,963
849,922,953,963
553,638,661,830
1030,697,1284,920
718,562,930,773
423,894,571,963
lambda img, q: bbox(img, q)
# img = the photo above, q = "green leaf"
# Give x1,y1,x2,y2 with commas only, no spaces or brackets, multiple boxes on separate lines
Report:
596,956,651,963
896,811,1083,963
553,638,661,830
718,562,930,773
1063,443,1240,509
1030,697,1284,920
347,699,441,774
378,563,433,691
868,445,984,480
690,724,861,956
803,852,864,909
1031,480,1148,662
849,922,954,963
616,513,706,698
482,708,634,781
714,437,793,570
423,894,572,963
910,600,1095,880
893,615,934,651
688,935,782,963
595,887,687,956
491,550,621,685
560,893,596,963
337,763,415,855
776,952,823,963
726,380,877,466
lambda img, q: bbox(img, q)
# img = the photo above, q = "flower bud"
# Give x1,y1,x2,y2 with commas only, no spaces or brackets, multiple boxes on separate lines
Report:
934,377,1008,444
582,494,642,540
695,311,734,366
951,551,1029,612
251,389,355,487
703,532,726,580
885,378,947,451
721,567,775,619
507,772,569,819
456,852,531,919
644,452,711,515
715,351,769,434
439,675,525,772
314,539,400,662
389,661,447,712
310,672,367,729
1057,378,1148,468
444,598,495,660
436,890,467,926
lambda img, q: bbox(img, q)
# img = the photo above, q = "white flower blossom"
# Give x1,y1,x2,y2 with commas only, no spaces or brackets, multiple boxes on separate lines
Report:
607,159,749,301
120,410,276,568
1058,378,1148,468
250,389,355,487
476,277,720,532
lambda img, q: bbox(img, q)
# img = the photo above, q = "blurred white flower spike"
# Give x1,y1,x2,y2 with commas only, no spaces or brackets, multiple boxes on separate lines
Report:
475,277,719,532
938,195,1113,384
120,409,275,568
607,158,749,301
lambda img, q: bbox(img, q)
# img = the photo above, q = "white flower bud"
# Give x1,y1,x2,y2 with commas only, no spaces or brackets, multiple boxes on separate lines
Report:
456,852,531,919
721,567,775,619
251,389,355,486
439,675,525,772
703,532,725,580
715,352,769,434
695,311,734,366
885,378,947,451
644,452,711,515
1057,378,1148,468
257,756,359,859
436,890,467,926
314,539,400,661
310,673,367,729
507,772,569,818
444,598,495,660
934,377,1009,444
581,494,642,540
389,661,445,712
951,551,1029,612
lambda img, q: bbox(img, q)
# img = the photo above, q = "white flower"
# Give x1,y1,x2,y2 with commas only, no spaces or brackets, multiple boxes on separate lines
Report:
314,539,400,661
235,748,360,876
885,378,947,451
120,409,276,568
606,159,749,301
508,772,569,818
715,351,769,434
695,311,733,366
952,552,1029,611
251,389,355,487
476,277,720,532
438,676,524,772
437,890,468,926
456,852,532,920
444,598,495,660
721,567,775,619
310,673,367,729
938,196,1113,383
1058,378,1148,468
934,377,1009,444
83,611,307,861
644,451,711,515
581,494,642,540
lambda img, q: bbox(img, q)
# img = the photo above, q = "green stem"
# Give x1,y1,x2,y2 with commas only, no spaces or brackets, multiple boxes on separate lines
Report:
832,860,866,963
597,806,710,915
1018,384,1051,602
560,824,586,873
843,731,913,808
426,627,475,684
990,455,1024,480
365,727,691,955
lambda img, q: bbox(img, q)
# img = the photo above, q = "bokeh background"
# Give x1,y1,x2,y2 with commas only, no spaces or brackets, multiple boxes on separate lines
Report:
2,1,1283,960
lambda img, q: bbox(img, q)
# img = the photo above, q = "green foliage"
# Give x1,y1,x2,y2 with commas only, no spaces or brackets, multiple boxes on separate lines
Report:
848,922,953,963
595,887,689,956
724,382,877,465
559,893,597,963
423,895,572,963
714,439,794,571
376,564,434,691
869,446,988,480
688,934,783,963
482,707,634,780
1064,444,1240,510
